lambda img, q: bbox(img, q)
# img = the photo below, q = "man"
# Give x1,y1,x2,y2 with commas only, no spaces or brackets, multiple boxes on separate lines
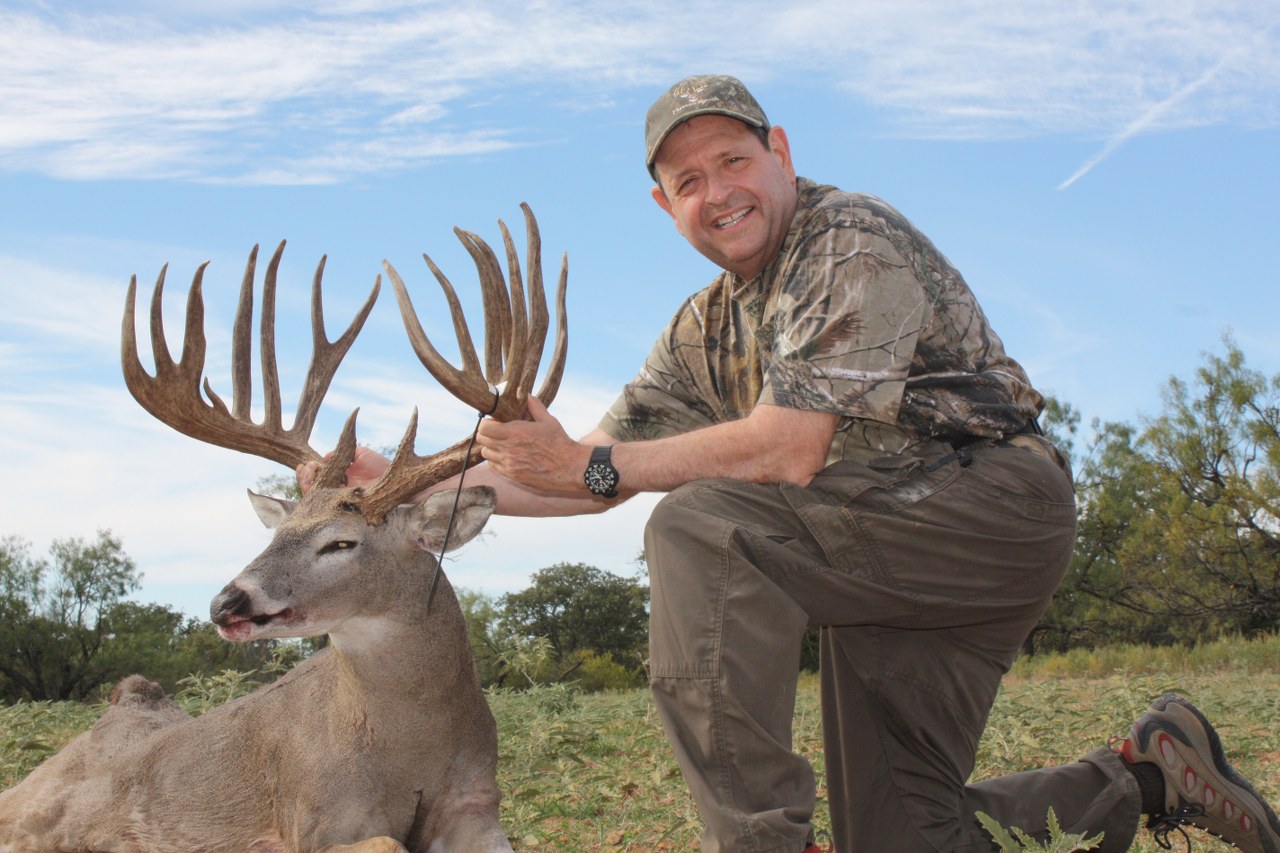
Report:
316,76,1280,852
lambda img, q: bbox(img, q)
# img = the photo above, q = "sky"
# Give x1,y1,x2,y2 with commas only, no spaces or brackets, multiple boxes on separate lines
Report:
1,0,1278,620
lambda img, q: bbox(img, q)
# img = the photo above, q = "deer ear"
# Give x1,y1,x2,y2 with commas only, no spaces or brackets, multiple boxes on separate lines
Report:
247,490,295,529
413,486,496,553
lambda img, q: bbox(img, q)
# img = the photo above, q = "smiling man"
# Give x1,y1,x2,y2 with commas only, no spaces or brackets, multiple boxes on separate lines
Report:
316,75,1280,853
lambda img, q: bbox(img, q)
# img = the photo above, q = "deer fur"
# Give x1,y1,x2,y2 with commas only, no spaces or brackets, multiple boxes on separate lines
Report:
0,485,514,853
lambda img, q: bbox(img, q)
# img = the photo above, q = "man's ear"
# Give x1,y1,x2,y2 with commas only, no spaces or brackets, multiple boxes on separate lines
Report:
651,182,675,219
768,125,796,179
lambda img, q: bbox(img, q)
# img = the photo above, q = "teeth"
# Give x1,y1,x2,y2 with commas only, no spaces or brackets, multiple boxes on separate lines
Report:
715,209,750,228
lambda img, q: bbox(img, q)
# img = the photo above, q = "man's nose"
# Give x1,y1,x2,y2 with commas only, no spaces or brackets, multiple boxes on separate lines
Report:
704,170,731,205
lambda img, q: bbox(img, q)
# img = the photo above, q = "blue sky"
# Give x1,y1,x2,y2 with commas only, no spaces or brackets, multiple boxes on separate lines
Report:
2,0,1277,619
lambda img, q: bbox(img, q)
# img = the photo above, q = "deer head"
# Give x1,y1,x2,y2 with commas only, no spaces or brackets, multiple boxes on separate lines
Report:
209,486,498,643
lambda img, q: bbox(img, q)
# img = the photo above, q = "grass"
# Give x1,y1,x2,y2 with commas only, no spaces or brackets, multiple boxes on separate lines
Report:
3,637,1279,851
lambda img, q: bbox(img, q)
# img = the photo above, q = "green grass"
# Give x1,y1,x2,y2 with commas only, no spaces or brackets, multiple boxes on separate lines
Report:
4,637,1279,851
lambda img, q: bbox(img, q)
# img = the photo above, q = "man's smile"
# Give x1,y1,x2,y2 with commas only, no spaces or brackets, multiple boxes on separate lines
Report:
714,207,753,229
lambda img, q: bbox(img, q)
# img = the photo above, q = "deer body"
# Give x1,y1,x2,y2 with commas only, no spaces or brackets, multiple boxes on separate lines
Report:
0,487,511,853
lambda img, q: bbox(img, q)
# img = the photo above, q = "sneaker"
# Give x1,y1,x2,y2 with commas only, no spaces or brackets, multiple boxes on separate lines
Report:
1111,693,1280,853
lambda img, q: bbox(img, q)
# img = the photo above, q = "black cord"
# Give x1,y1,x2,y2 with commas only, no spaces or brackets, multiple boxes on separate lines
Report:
426,389,500,611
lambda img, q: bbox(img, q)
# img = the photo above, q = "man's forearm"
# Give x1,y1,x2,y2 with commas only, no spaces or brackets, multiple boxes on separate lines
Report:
449,460,624,517
474,399,838,505
610,404,838,492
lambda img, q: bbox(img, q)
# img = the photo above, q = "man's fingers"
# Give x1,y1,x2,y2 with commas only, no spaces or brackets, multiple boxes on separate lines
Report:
295,461,319,494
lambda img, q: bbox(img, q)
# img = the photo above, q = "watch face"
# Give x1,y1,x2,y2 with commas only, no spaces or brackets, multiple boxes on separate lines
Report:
585,463,618,497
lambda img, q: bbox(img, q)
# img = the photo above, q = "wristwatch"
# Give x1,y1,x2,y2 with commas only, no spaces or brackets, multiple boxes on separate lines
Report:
583,445,620,498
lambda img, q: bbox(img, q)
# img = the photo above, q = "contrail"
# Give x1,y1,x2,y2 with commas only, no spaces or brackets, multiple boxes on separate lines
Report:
1057,50,1234,190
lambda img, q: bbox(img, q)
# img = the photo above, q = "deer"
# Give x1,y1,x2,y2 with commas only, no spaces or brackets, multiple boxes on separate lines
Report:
0,204,568,853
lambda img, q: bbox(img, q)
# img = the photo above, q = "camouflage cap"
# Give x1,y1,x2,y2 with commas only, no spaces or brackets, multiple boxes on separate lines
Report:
644,75,770,175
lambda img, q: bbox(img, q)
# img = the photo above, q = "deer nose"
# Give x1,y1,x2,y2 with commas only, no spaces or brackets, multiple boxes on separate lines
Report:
210,583,252,626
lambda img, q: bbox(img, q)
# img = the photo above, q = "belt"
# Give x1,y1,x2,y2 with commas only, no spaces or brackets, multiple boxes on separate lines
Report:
951,419,1040,450
925,420,1042,472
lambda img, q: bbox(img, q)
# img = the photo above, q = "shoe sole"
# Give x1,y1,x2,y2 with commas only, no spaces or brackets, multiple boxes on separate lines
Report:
1137,694,1280,853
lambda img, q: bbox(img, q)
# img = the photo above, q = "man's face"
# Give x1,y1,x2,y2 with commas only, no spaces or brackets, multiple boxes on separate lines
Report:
651,114,798,280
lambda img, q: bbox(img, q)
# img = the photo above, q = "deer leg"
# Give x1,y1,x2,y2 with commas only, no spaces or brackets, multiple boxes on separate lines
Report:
323,838,409,853
424,813,514,853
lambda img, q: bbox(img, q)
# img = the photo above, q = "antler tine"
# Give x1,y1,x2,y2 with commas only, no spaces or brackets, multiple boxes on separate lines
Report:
360,204,568,523
313,408,360,490
494,216,532,406
122,243,380,475
258,242,285,432
384,256,494,413
536,248,569,407
296,253,380,446
455,226,516,388
230,246,258,420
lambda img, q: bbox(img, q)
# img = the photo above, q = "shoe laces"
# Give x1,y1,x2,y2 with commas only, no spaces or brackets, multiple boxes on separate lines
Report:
1147,803,1206,852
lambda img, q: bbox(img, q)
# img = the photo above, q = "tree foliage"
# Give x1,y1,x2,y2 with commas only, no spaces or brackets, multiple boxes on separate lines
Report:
0,531,141,701
1031,337,1280,652
501,563,648,665
0,532,288,702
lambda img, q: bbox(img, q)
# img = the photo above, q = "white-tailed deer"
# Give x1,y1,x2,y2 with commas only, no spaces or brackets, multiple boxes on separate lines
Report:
0,204,567,853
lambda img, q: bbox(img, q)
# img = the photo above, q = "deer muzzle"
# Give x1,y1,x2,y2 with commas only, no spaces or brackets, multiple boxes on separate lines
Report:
210,582,297,642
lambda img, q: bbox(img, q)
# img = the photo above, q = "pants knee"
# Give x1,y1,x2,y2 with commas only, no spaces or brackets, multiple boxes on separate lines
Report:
644,481,726,576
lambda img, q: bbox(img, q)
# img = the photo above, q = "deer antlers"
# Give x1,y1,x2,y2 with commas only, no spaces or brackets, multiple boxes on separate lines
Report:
122,204,568,522
362,204,567,521
122,242,377,490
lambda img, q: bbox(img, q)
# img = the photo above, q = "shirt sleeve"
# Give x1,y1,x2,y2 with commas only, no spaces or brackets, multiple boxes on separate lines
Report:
599,326,719,441
757,211,930,426
599,281,762,442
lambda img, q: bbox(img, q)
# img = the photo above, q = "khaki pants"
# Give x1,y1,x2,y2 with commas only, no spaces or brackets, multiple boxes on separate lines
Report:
645,438,1142,852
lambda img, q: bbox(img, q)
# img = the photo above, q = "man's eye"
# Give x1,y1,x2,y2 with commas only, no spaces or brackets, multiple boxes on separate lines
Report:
319,540,356,555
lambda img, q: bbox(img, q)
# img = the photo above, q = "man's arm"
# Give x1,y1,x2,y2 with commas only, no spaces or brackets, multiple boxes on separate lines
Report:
476,395,838,497
299,395,837,517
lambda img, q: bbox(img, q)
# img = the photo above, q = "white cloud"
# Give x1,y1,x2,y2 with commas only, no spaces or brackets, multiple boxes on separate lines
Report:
1,1,1275,183
0,256,124,349
1058,19,1279,188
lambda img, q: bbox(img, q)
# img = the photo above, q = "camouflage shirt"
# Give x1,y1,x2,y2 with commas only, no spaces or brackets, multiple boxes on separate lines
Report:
600,178,1044,465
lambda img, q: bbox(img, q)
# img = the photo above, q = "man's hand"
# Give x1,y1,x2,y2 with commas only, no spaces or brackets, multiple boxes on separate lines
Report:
476,395,593,494
296,446,391,494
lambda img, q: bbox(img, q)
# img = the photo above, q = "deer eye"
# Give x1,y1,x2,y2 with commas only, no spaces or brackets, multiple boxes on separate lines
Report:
318,540,356,556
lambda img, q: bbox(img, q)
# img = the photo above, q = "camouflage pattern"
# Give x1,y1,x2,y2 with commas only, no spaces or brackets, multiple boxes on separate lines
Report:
645,75,769,173
601,178,1045,466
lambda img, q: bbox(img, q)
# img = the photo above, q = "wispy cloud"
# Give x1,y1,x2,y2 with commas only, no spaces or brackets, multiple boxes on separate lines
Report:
1,0,1276,184
1058,20,1279,189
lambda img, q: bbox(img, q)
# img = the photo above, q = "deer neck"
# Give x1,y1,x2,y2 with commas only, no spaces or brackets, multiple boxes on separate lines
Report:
324,561,473,700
